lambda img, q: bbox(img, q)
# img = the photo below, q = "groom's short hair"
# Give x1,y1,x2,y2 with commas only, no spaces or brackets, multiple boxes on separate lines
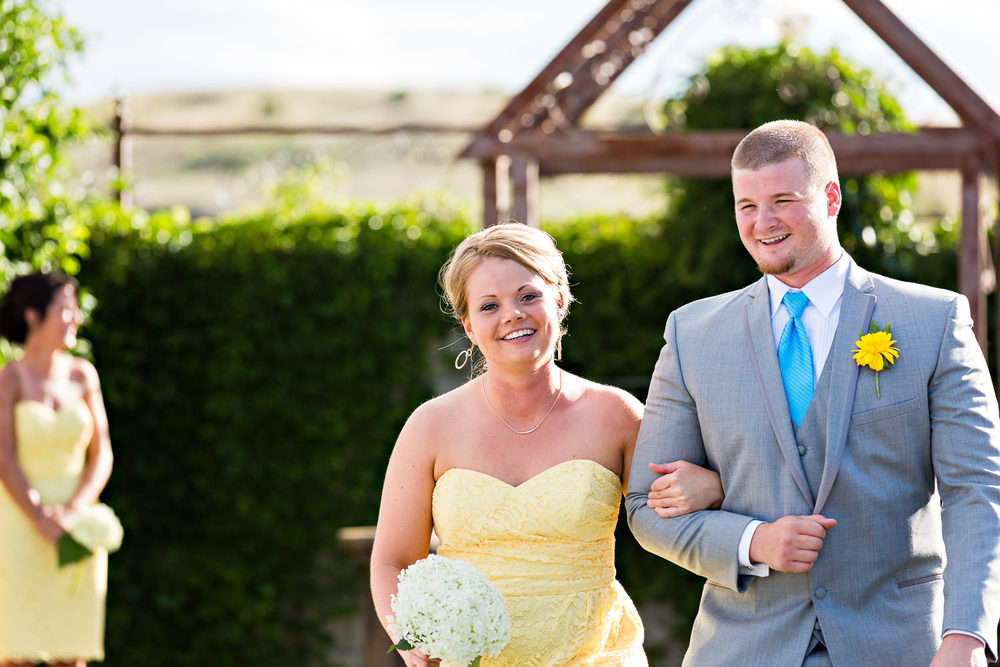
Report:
732,120,839,189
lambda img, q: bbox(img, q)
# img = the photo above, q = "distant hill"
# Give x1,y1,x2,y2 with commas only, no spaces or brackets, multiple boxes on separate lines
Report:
71,88,670,220
70,87,959,222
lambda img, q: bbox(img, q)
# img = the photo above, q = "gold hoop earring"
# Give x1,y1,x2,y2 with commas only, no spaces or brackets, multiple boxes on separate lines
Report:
455,346,474,370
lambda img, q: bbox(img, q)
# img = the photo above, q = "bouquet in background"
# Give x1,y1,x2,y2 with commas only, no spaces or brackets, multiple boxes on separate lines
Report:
387,554,510,667
57,502,124,567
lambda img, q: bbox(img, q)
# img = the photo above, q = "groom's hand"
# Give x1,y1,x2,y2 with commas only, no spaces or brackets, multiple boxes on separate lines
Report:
748,514,837,573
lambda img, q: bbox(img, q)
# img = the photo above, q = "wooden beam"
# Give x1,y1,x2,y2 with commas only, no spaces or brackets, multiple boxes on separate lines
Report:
481,0,629,139
463,128,996,176
960,155,987,352
841,0,1000,139
560,0,696,126
464,0,696,151
511,154,539,227
481,160,500,228
126,123,479,137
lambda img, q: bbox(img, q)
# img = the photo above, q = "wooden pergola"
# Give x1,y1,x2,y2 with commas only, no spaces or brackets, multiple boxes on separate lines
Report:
459,0,1000,361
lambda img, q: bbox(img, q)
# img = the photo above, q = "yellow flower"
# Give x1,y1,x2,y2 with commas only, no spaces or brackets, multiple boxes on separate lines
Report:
852,330,899,371
853,323,899,398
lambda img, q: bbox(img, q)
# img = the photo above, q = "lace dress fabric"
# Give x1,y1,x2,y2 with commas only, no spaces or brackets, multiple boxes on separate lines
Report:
0,400,106,662
432,458,646,666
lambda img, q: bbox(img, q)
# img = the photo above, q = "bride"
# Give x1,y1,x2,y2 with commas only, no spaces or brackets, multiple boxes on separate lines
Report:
371,223,723,666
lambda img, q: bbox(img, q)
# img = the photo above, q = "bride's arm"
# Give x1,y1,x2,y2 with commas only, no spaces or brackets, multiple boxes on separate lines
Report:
611,385,724,515
370,403,440,666
646,460,724,516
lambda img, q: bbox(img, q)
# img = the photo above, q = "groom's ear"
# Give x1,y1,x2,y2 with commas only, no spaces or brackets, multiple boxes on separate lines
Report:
825,181,842,217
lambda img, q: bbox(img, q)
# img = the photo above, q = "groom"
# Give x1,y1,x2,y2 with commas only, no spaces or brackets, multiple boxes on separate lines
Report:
626,120,1000,667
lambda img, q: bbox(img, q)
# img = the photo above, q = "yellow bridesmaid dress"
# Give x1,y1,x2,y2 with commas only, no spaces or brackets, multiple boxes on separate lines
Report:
432,458,646,666
0,400,107,662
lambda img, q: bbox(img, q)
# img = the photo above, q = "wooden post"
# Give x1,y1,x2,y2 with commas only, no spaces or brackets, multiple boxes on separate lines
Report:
960,155,987,352
112,98,133,209
336,526,403,667
482,160,498,228
510,154,539,227
482,158,510,228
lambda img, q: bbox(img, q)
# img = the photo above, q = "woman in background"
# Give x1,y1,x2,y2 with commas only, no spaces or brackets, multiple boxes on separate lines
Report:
0,272,114,667
371,223,723,666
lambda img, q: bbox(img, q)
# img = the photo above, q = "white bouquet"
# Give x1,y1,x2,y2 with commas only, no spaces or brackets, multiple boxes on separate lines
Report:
387,554,510,667
57,502,124,567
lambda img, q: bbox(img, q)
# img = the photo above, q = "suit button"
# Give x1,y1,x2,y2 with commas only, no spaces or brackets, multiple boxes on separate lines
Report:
815,587,827,599
798,445,807,456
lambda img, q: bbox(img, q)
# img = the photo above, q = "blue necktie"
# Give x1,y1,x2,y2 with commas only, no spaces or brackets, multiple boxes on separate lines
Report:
777,291,814,427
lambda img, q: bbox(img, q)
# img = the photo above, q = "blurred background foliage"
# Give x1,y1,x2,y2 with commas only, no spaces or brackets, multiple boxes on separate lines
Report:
0,0,95,280
2,1,964,664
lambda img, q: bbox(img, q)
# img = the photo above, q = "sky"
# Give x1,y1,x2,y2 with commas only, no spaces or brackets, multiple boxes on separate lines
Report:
51,0,1000,124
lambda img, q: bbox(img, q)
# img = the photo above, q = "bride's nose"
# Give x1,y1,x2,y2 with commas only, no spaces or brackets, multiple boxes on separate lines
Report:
502,302,525,323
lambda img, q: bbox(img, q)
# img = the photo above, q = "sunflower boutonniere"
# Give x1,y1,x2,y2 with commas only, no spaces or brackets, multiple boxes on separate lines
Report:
852,321,899,398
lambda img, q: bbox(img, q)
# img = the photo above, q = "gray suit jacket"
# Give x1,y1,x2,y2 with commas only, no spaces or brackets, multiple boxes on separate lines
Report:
626,259,1000,666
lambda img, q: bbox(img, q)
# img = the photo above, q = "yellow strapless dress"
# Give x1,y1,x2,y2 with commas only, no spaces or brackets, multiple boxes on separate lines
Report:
0,400,106,662
432,458,646,666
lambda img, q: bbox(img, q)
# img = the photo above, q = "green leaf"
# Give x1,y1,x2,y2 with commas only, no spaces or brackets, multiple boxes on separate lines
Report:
389,638,414,652
469,657,482,667
57,533,92,567
883,322,892,333
868,320,879,334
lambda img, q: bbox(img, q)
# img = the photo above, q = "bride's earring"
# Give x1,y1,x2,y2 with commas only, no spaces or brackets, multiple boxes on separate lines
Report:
455,345,475,370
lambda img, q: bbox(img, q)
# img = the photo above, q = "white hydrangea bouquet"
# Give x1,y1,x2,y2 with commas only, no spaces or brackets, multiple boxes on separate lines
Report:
57,502,124,567
387,554,510,667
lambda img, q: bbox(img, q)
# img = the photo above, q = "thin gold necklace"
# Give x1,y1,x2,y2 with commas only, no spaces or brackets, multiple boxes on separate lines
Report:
481,370,563,435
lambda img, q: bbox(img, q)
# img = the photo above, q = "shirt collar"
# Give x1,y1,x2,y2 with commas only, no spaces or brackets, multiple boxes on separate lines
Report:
766,252,850,318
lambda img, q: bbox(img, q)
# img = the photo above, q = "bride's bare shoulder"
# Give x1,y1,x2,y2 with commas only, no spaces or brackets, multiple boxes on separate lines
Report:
567,374,642,420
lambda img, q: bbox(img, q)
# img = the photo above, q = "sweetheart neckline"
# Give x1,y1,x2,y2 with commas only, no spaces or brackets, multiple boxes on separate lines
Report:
15,399,83,414
436,458,620,490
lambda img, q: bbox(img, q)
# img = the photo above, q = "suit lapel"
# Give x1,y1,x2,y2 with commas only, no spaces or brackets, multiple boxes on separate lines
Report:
813,260,876,514
744,278,814,507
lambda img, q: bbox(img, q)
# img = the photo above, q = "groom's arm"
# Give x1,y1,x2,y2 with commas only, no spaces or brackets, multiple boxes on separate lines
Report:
625,311,758,592
927,295,1000,662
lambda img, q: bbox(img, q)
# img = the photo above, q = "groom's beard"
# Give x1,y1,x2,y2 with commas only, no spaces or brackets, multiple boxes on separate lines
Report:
757,257,796,277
